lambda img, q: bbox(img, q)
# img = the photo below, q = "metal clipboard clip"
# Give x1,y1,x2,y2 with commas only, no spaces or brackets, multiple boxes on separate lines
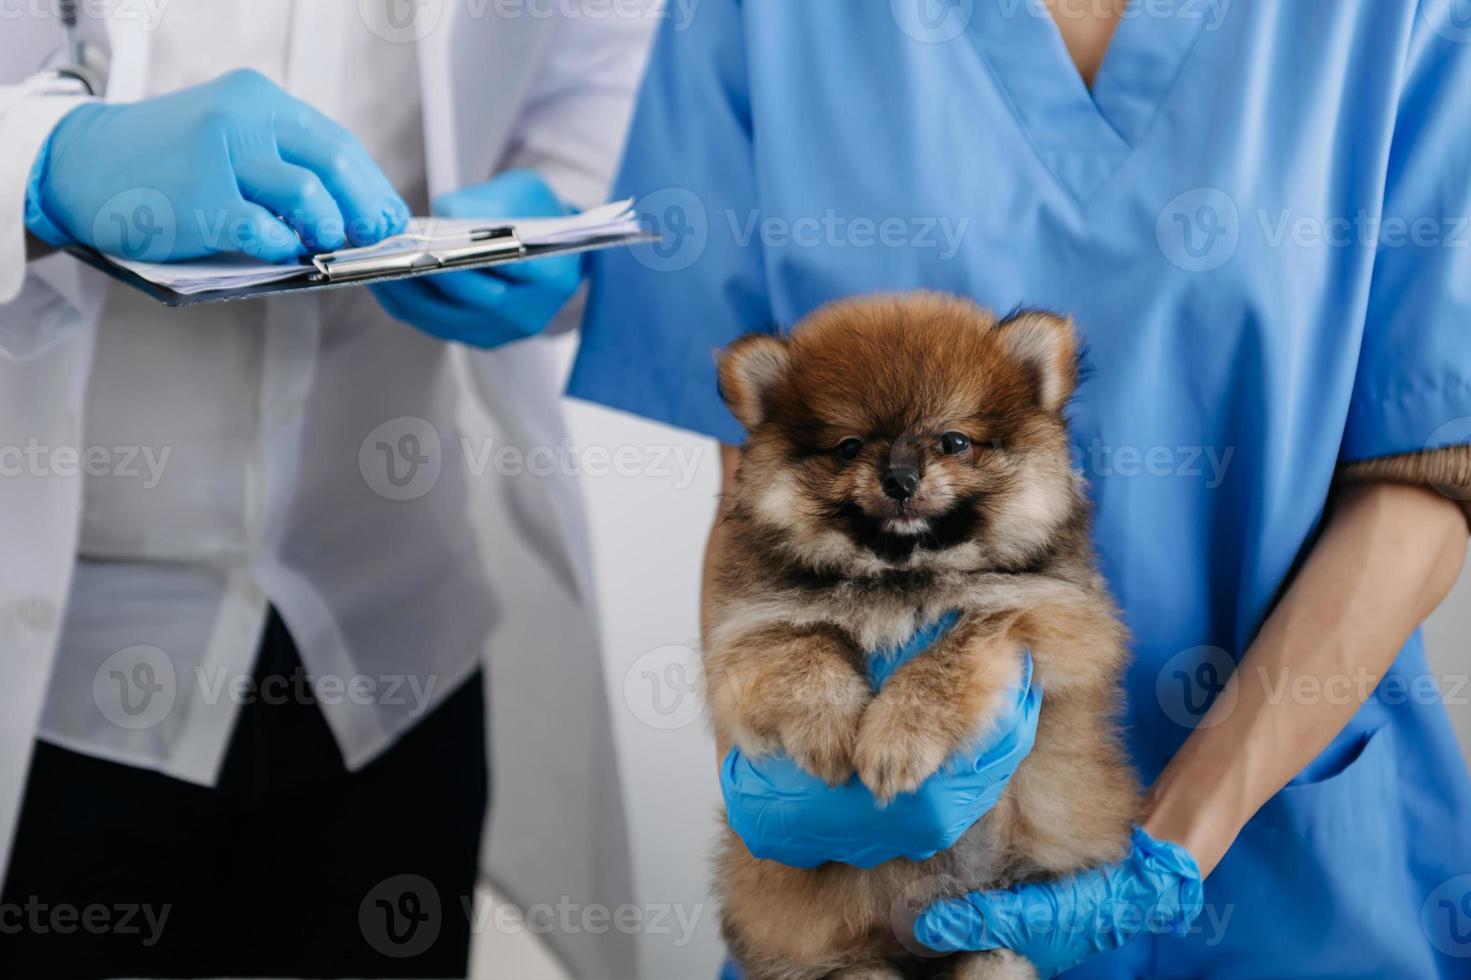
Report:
310,226,524,282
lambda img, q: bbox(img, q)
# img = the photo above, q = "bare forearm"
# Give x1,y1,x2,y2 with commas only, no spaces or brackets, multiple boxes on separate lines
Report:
1142,482,1468,874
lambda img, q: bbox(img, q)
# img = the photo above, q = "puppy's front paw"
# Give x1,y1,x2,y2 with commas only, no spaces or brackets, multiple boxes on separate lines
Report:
853,695,952,804
778,672,869,785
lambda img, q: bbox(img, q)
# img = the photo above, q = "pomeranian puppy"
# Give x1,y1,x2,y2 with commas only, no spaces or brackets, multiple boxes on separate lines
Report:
704,292,1138,980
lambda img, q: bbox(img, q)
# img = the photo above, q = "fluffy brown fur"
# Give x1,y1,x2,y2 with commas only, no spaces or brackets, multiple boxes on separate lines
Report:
704,292,1138,980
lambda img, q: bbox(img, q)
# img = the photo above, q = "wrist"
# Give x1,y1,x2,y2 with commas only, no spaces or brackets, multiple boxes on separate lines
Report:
1139,756,1246,877
1129,825,1206,935
22,107,90,247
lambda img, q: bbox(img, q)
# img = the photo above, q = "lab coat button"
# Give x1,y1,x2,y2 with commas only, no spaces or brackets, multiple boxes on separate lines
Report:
17,596,58,632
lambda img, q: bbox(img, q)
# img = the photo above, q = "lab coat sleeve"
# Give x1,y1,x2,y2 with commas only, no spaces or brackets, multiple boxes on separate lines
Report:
457,1,661,603
497,0,662,212
1341,0,1471,463
0,83,93,360
493,0,659,338
566,0,772,445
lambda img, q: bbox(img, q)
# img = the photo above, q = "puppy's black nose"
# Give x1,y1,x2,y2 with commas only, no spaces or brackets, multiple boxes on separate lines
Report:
882,467,920,502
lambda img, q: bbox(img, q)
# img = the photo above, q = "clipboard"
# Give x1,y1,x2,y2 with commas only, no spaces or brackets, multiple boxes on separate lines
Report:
63,225,657,308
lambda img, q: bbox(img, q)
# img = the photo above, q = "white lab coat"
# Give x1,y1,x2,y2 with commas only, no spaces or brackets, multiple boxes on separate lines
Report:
0,4,651,975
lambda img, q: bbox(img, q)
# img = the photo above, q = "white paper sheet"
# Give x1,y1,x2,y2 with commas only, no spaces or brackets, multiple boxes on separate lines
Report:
105,199,643,297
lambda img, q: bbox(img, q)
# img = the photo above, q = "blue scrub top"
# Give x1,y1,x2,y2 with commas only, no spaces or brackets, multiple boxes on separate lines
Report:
570,1,1471,975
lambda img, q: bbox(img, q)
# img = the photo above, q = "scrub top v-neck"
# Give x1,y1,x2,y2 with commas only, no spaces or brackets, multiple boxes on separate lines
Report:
965,0,1208,202
571,1,1471,976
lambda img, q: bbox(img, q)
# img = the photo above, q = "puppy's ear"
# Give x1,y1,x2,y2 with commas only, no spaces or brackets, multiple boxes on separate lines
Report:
717,333,791,430
995,310,1078,412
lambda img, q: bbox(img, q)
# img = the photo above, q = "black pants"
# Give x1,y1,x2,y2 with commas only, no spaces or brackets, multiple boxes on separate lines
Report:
1,608,489,979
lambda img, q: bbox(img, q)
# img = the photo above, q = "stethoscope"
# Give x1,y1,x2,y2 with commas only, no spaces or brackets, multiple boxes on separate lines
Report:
40,0,108,96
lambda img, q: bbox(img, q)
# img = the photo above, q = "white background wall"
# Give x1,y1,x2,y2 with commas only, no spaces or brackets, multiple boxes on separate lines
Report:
1424,561,1471,762
566,398,726,980
566,393,1471,980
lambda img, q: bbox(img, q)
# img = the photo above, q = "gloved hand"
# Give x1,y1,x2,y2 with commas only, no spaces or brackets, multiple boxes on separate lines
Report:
370,169,582,349
722,611,1041,869
25,69,409,262
914,826,1205,978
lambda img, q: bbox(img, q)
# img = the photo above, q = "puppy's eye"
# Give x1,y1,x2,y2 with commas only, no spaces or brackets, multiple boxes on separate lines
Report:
938,431,972,455
835,438,865,462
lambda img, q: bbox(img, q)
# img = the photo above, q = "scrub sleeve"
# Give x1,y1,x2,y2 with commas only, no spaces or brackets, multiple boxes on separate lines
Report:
1335,2,1471,523
567,0,763,445
1339,1,1471,467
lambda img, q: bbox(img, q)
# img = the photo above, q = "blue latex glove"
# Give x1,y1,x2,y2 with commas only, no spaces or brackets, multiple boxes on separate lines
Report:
915,826,1205,978
722,613,1041,868
370,170,582,349
25,69,408,262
